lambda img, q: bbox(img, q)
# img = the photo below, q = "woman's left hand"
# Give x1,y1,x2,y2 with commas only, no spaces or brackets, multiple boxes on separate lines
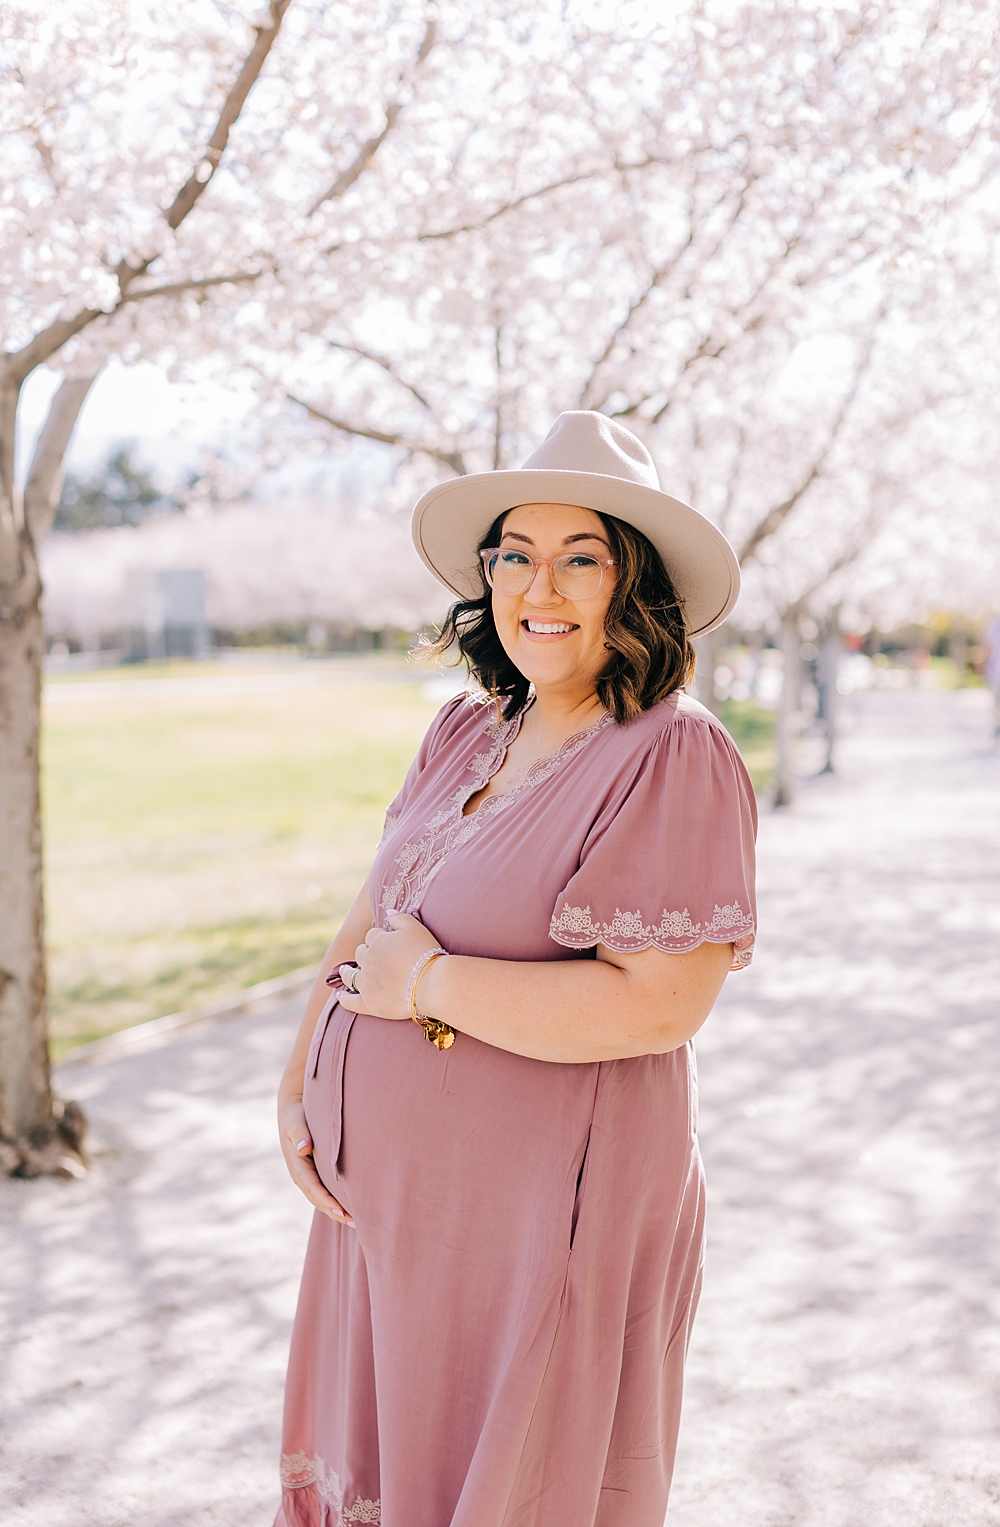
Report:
337,913,441,1020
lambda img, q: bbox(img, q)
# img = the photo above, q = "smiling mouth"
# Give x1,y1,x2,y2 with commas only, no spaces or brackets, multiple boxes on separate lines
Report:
521,620,580,636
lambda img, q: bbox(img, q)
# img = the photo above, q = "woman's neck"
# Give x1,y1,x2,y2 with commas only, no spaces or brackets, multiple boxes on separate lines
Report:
521,683,605,751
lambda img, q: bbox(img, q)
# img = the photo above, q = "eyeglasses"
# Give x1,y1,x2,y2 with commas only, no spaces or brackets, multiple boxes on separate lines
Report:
480,547,616,600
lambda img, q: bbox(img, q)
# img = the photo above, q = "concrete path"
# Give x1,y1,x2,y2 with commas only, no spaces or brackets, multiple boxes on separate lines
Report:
1,688,997,1527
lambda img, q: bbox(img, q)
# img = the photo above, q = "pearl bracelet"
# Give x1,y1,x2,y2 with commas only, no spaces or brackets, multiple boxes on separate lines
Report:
406,947,455,1050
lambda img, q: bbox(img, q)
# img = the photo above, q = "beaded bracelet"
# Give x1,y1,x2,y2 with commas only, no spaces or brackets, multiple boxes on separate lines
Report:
406,947,455,1050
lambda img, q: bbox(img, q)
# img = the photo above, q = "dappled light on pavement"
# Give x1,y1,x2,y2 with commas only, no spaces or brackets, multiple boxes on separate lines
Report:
1,689,996,1526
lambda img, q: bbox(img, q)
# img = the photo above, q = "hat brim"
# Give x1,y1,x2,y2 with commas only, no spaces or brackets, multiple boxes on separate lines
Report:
411,469,740,639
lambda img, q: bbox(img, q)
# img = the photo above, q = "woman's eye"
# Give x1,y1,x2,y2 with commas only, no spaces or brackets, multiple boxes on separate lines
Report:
499,551,531,566
564,555,599,568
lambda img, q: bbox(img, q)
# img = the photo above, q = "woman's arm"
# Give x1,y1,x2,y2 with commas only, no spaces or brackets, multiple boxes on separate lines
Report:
277,881,374,1221
338,912,733,1064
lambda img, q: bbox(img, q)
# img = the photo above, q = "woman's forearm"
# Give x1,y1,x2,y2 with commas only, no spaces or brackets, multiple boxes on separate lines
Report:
278,881,374,1103
416,939,733,1064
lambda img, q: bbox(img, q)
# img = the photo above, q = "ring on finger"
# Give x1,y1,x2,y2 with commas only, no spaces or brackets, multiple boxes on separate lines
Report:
346,965,361,993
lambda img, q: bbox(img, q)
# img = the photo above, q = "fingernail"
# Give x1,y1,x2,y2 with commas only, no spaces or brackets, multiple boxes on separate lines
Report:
296,1139,310,1152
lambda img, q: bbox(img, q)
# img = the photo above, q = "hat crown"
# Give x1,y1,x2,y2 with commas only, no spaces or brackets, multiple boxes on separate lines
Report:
520,411,660,491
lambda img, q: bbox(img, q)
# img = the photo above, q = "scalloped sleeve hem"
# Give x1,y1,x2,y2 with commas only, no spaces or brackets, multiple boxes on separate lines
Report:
547,702,758,974
549,902,756,971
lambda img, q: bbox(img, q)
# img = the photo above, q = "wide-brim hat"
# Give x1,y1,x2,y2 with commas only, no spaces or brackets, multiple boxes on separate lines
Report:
411,410,739,637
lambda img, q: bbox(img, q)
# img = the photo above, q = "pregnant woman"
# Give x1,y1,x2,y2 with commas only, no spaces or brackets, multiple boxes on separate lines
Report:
275,412,757,1527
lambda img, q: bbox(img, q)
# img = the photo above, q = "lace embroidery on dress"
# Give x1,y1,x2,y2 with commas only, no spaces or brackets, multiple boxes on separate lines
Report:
280,1452,380,1524
379,706,614,923
549,899,755,970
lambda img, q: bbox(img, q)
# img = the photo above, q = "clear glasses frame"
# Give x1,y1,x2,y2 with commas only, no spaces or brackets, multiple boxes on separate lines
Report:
480,547,616,600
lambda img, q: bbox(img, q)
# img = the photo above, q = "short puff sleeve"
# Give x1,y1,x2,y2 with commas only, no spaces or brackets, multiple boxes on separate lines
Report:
549,712,757,971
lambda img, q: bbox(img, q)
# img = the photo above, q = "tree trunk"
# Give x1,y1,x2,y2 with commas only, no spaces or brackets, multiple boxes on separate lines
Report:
0,373,95,1177
693,623,729,718
0,588,85,1175
816,613,841,774
0,0,294,1177
774,608,800,808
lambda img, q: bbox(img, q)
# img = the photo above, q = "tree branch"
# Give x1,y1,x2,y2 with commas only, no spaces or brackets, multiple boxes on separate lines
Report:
2,308,105,388
307,15,437,217
738,317,884,566
418,171,597,241
580,177,760,412
781,495,889,619
2,5,290,387
578,237,697,412
120,269,263,305
286,392,467,475
23,373,101,542
164,0,293,230
325,339,438,414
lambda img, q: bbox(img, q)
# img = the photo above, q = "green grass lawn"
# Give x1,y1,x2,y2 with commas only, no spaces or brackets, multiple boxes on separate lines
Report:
43,664,439,1056
42,663,774,1057
717,698,775,792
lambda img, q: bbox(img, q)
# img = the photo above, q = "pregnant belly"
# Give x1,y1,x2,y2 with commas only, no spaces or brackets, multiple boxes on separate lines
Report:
304,1008,599,1273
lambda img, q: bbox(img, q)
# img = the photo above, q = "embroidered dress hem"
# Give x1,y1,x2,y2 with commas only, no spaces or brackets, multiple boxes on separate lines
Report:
278,1452,380,1526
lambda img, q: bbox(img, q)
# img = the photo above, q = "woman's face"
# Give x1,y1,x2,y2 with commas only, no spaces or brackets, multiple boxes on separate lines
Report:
489,502,616,701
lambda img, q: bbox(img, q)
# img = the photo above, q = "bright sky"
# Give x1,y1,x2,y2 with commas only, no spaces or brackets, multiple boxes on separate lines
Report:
17,359,258,485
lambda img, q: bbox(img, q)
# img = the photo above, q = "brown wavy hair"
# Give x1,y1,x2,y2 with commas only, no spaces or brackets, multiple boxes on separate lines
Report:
425,509,695,725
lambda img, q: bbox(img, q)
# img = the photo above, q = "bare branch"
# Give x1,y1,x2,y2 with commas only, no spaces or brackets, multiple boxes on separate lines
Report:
286,392,468,475
307,16,437,217
418,171,597,241
785,492,891,617
308,102,404,217
23,374,100,542
2,271,262,398
2,307,105,388
738,318,884,566
577,182,730,411
120,269,263,305
164,0,292,230
417,149,689,244
326,340,437,415
3,4,289,392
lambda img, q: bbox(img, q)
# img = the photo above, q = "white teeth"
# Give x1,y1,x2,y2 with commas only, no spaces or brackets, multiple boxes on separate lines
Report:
526,621,574,633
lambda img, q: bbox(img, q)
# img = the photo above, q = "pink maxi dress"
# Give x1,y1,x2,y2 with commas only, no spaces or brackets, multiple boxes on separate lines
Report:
277,690,757,1527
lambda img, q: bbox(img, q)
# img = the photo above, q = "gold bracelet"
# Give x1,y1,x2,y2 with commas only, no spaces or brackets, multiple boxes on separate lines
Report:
406,948,455,1050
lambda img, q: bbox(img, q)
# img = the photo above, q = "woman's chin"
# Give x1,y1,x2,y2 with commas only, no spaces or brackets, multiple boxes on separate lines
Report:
513,645,594,691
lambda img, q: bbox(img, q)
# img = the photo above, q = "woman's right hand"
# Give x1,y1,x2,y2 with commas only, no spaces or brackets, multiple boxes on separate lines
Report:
278,1096,354,1226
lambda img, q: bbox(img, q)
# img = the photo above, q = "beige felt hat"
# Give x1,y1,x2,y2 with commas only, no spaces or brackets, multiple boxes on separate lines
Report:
411,410,739,638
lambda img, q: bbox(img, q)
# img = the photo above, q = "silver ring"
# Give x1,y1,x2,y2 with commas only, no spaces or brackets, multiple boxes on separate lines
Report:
346,966,360,993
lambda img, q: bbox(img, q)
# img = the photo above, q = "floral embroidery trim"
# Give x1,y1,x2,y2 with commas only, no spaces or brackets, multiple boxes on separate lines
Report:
379,706,614,923
549,899,756,971
280,1452,380,1524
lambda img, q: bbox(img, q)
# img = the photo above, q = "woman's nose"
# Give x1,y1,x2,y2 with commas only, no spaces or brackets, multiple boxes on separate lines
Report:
525,561,560,602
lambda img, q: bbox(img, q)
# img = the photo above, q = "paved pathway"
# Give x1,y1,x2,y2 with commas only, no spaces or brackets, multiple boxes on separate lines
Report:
1,689,997,1527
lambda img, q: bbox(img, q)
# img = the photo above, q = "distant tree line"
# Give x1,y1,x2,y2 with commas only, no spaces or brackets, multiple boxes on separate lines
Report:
54,446,179,533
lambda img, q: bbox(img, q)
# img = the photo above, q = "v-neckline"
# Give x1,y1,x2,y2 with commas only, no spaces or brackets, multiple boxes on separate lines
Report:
379,702,614,922
461,702,612,818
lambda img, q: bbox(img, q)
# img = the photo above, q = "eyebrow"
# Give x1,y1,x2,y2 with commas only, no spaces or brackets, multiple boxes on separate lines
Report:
500,530,611,550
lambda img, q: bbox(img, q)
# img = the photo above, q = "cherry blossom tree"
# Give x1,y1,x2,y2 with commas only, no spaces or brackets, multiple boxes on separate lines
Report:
255,0,997,482
2,0,766,1173
0,0,455,1175
245,0,998,806
4,0,998,1173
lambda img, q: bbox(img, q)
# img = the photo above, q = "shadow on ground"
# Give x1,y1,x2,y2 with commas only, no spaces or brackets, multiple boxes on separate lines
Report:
671,689,1000,1527
0,999,311,1527
1,689,997,1526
